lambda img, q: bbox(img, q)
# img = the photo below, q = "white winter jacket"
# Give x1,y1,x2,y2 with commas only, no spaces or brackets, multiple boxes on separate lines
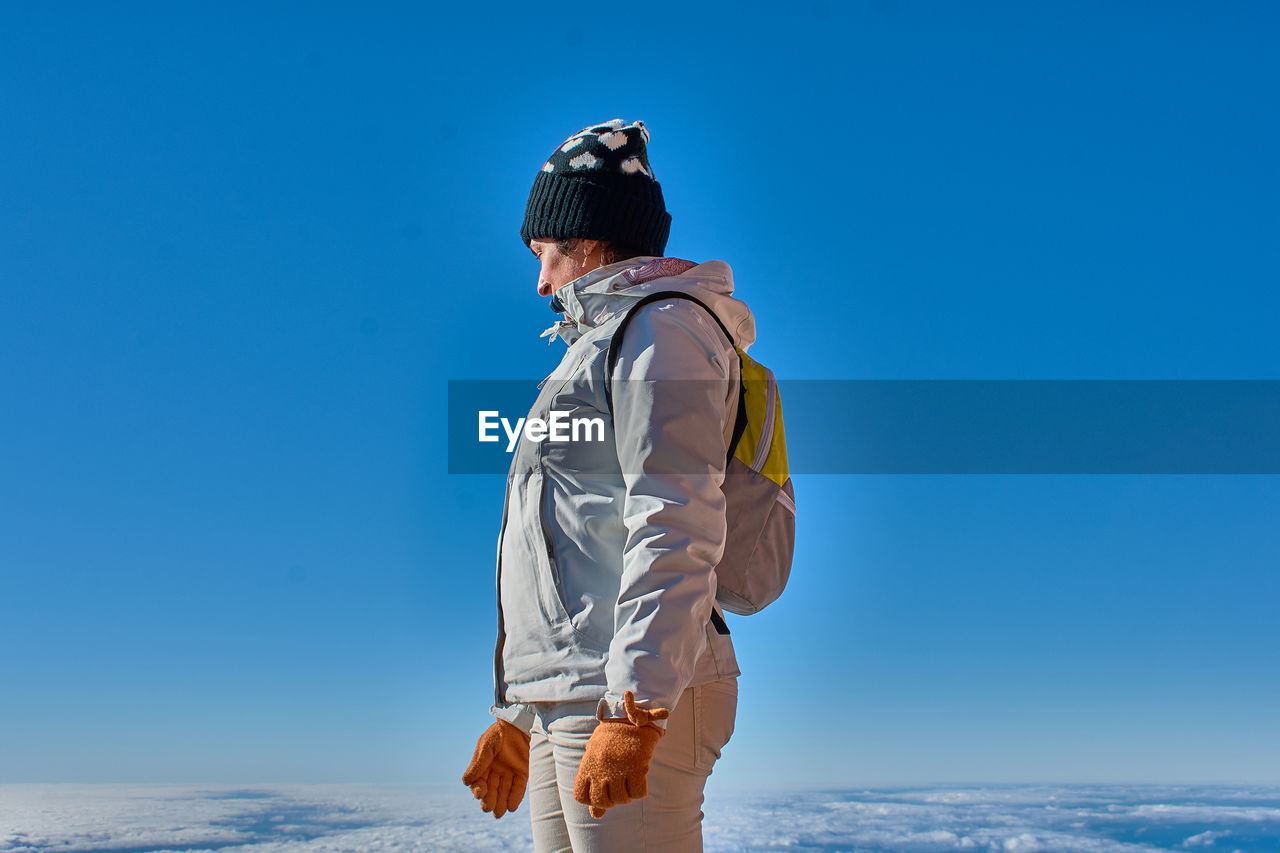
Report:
490,256,753,732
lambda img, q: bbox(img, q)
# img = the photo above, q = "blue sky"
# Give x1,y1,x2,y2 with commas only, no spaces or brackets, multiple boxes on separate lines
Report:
1,1,1276,786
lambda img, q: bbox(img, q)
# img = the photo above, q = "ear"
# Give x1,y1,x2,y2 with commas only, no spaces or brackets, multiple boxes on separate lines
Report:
579,239,601,259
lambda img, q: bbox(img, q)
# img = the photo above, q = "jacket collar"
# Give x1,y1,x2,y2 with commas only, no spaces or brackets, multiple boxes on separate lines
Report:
540,256,757,352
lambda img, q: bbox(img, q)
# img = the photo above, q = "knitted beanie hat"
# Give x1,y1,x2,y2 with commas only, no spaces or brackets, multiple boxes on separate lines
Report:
520,119,671,257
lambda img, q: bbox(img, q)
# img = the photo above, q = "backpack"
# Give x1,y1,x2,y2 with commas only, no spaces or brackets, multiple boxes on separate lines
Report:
605,291,796,617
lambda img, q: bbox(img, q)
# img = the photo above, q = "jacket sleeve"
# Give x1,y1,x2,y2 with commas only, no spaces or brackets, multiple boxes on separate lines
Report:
489,701,536,734
601,298,736,724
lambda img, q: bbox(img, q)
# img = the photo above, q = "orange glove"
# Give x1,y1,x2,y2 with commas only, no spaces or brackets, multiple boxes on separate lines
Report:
573,691,671,818
462,720,530,819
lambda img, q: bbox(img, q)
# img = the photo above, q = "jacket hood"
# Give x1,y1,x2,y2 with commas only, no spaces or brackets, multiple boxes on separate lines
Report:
540,256,757,353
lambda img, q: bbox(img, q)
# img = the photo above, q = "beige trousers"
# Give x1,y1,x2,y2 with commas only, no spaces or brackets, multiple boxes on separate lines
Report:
527,676,738,853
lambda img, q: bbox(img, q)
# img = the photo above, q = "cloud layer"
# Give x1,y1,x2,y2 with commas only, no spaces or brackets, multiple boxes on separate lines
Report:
2,784,1278,852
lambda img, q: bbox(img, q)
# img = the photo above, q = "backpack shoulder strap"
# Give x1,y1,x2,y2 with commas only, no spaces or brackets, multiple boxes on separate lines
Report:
604,290,748,458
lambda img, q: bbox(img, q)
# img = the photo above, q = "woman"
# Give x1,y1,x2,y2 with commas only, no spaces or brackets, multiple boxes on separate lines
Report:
463,119,756,852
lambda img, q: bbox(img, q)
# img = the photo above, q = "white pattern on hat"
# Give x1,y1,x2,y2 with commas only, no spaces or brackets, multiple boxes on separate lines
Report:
561,136,585,152
568,152,600,170
599,131,628,150
620,157,649,176
542,162,554,172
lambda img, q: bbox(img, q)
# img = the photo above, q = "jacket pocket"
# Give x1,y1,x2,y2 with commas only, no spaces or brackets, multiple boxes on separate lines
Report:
530,463,613,650
520,465,575,630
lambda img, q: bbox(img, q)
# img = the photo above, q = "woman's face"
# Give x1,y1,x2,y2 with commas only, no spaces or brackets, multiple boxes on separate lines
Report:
529,238,601,298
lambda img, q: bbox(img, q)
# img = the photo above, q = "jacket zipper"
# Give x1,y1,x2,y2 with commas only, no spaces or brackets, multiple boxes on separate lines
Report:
492,473,513,709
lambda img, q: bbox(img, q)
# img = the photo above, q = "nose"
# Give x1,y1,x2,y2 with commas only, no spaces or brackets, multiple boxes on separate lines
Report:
537,280,551,297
